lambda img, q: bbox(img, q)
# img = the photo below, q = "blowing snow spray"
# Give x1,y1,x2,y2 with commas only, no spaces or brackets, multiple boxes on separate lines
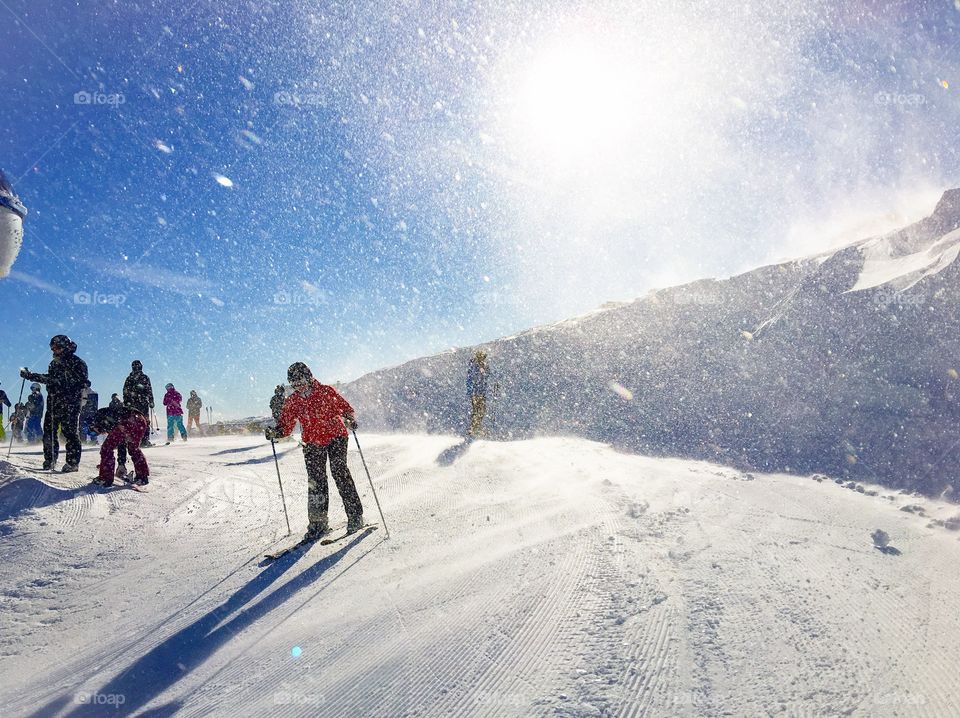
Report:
0,169,27,279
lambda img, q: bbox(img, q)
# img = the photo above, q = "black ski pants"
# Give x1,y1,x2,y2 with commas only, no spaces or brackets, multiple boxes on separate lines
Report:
302,436,363,525
43,400,81,468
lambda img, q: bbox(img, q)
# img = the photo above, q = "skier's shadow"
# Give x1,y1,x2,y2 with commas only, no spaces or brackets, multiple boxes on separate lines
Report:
436,439,471,466
32,528,380,718
226,444,299,466
209,443,262,456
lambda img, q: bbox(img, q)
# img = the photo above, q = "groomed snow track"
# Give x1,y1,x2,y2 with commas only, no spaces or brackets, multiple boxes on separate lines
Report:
1,435,959,717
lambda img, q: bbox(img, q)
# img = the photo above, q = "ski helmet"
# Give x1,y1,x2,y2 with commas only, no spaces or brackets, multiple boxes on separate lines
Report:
165,383,174,390
30,383,40,391
50,334,76,352
287,362,313,386
131,360,143,372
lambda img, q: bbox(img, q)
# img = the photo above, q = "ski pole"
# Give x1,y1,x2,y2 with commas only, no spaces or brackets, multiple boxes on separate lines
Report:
6,377,25,458
351,429,390,539
270,438,292,536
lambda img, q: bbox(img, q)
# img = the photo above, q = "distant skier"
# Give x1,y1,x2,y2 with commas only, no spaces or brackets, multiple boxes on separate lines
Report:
0,382,10,441
24,383,43,442
466,349,492,439
186,390,202,434
11,402,26,442
270,384,286,424
0,169,27,279
79,380,99,444
265,362,364,539
163,383,188,442
20,335,88,472
109,393,123,411
90,406,149,487
123,360,155,447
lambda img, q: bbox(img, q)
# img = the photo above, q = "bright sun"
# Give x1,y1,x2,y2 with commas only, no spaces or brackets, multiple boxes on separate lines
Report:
515,40,643,159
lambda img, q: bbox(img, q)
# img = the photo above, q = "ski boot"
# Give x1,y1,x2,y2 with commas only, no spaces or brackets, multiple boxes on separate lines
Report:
346,515,366,535
303,517,331,542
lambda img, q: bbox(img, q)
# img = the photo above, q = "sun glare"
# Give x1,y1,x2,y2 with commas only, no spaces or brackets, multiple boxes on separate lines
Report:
515,40,643,159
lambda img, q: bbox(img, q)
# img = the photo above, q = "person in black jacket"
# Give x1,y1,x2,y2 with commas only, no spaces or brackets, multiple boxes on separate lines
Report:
0,382,10,442
79,380,99,444
123,360,155,447
21,335,88,472
186,390,202,434
11,402,26,442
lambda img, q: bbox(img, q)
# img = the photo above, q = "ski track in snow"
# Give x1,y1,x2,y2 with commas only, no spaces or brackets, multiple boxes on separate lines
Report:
1,435,959,717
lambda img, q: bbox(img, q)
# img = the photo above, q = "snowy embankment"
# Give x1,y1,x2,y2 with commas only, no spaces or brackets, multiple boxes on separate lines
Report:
1,435,959,716
344,189,960,497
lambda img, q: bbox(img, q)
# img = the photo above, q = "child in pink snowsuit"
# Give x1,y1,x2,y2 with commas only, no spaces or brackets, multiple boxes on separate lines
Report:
92,406,149,486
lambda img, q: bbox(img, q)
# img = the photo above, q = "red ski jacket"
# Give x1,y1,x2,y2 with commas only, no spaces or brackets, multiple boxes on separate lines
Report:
278,380,353,446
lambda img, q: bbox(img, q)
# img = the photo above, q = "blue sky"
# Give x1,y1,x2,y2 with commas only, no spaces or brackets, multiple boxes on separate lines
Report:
1,0,960,417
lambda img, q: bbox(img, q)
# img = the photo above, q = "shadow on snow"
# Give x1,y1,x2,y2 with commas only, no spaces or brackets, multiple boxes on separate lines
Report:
29,528,381,717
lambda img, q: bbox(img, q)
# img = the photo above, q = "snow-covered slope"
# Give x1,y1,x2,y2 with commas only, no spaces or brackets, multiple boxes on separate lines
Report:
2,436,960,716
344,190,960,496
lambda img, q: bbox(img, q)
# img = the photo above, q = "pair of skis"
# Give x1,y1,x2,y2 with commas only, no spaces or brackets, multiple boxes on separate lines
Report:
264,523,378,561
87,475,150,492
92,481,149,493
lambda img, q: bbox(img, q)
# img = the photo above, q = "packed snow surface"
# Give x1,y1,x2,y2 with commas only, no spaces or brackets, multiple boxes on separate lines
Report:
1,434,959,716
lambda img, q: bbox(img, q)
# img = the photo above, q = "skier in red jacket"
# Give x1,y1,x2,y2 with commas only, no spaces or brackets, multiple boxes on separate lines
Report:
266,362,363,539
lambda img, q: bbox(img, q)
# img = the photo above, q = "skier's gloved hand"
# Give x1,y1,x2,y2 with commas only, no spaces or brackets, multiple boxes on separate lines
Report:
19,368,30,379
344,415,358,430
264,427,279,441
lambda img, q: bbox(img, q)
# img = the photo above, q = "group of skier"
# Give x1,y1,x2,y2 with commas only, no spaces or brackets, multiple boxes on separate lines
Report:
5,335,206,489
6,334,497,547
6,382,45,443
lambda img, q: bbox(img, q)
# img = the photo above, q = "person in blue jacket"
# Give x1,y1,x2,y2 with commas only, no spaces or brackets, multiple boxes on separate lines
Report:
24,383,44,442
